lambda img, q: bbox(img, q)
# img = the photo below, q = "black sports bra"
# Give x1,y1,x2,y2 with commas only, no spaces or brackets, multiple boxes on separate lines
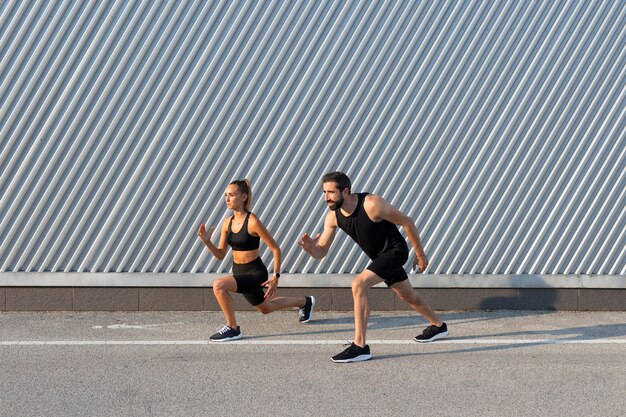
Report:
226,212,260,251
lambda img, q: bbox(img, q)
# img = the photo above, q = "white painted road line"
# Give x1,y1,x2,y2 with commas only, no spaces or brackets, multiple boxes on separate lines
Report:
1,339,626,346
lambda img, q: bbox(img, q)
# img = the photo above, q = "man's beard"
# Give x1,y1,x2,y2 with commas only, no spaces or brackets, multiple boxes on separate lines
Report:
327,195,344,211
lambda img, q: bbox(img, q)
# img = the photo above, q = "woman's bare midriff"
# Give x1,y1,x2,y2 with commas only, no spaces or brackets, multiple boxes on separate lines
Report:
232,249,260,265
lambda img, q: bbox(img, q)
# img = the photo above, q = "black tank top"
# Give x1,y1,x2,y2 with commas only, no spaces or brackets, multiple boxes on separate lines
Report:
226,212,260,251
335,193,407,259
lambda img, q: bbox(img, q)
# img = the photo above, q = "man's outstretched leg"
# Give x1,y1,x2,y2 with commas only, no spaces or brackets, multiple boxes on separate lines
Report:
390,280,449,342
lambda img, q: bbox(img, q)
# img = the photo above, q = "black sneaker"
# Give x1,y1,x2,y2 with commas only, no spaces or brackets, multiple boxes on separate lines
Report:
299,296,315,323
414,322,448,342
331,342,372,363
210,325,241,342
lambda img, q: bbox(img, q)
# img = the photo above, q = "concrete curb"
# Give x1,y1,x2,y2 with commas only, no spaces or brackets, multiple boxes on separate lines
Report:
1,273,624,288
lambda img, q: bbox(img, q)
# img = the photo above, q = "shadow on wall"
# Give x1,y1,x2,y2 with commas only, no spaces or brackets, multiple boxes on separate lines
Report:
477,274,558,310
479,289,557,311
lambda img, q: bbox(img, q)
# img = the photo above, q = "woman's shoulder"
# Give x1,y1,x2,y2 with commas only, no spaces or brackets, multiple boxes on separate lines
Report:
221,215,233,230
247,211,262,224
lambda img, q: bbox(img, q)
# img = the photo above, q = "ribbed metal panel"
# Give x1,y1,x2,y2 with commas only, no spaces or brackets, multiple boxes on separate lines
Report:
0,1,624,276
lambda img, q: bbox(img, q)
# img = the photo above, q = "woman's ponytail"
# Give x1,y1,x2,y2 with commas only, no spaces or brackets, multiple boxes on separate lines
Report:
242,179,252,212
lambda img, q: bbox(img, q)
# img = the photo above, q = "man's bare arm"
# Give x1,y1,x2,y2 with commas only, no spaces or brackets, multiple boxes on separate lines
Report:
298,211,337,259
365,194,429,272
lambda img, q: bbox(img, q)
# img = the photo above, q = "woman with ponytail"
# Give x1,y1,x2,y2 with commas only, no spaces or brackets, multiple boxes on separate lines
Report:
198,179,315,341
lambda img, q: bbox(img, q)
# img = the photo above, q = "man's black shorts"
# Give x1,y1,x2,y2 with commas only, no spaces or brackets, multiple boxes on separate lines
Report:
366,245,409,287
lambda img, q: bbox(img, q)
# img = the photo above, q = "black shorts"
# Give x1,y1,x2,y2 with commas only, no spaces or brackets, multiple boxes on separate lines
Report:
366,246,409,287
233,257,267,306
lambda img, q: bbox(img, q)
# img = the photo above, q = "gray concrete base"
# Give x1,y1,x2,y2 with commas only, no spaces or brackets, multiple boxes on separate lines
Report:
2,287,625,311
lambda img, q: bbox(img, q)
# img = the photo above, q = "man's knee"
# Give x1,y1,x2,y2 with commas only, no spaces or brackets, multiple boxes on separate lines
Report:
394,286,421,305
351,275,371,295
396,290,415,303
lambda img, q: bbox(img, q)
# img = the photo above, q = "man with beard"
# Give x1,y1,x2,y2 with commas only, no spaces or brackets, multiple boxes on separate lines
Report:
298,172,448,362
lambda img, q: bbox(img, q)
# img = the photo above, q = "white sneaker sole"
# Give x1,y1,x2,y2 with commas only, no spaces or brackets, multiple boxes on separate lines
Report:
299,296,316,324
331,353,372,363
414,330,449,343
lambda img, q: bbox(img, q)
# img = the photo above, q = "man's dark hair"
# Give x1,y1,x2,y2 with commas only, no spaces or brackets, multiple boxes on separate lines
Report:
322,172,351,193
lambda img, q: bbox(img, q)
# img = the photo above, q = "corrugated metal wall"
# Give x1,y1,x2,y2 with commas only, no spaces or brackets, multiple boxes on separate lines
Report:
0,1,624,276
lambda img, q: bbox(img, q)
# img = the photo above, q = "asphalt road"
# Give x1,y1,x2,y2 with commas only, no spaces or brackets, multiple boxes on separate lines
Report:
1,310,625,417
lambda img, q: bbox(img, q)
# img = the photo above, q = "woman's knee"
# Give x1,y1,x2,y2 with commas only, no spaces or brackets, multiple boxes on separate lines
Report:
256,303,272,314
213,278,229,294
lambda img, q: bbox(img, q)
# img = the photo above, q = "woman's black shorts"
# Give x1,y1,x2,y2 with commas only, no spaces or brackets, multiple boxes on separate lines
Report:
232,257,267,306
366,245,409,287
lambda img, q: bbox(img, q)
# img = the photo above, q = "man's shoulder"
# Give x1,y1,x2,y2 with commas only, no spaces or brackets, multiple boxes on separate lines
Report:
363,193,386,207
362,193,393,221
